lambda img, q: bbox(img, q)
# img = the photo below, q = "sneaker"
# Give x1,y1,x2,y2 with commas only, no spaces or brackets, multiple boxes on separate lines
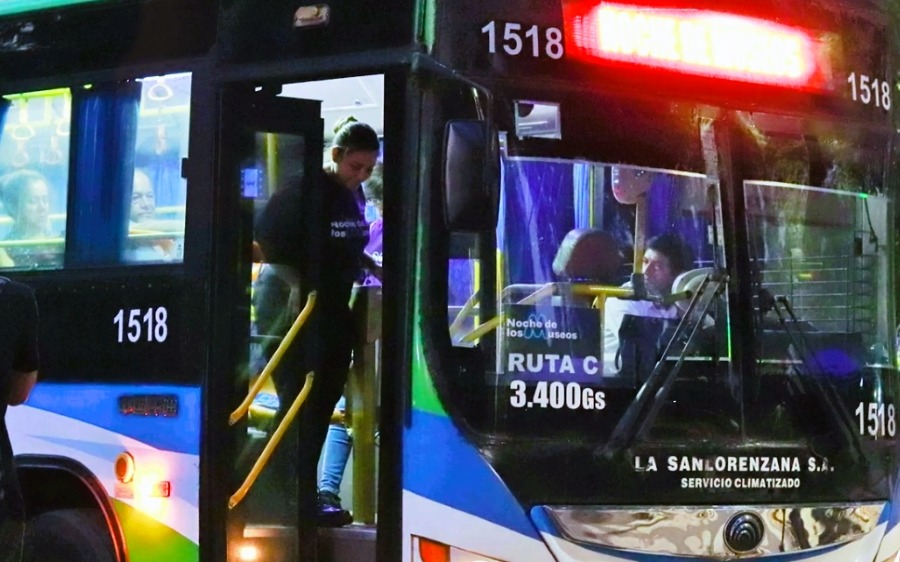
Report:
318,490,352,527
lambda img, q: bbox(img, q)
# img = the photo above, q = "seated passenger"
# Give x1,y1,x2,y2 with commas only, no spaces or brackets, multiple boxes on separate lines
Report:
131,168,158,225
603,233,694,376
0,170,62,269
127,168,183,261
361,164,384,278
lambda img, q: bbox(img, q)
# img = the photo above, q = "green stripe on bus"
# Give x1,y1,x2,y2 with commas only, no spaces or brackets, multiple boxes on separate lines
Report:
112,499,198,562
0,0,106,17
411,256,447,416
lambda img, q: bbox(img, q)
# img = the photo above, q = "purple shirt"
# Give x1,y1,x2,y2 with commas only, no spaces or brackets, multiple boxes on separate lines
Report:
362,218,383,286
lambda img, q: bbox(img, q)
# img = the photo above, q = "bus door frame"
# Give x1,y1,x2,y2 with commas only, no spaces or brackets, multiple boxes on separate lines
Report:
210,83,324,560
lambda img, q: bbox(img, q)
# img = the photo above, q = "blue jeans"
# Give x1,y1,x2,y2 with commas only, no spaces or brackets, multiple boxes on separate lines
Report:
319,396,352,496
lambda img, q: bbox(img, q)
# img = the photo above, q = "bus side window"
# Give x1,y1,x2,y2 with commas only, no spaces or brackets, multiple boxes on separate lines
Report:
0,91,70,271
124,73,190,264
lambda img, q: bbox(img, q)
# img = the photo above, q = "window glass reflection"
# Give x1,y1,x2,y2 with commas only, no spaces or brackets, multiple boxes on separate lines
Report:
0,90,70,270
125,73,190,263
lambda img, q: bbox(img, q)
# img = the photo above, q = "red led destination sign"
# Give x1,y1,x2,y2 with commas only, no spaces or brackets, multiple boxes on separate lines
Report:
563,2,821,88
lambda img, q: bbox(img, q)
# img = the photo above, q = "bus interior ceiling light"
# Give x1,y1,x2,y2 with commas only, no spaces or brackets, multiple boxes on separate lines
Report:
564,1,819,87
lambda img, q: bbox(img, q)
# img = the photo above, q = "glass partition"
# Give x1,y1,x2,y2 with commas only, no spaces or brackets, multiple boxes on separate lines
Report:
745,181,895,445
448,159,734,445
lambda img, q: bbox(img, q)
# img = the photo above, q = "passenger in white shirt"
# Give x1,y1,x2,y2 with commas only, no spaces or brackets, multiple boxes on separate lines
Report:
603,233,694,375
126,169,183,261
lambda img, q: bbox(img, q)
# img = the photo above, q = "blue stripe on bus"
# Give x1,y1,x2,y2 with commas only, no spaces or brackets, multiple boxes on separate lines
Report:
404,409,540,540
26,383,200,455
530,506,845,562
35,436,136,460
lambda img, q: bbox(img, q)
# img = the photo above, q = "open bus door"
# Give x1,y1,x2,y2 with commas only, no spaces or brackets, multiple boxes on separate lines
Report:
217,85,325,562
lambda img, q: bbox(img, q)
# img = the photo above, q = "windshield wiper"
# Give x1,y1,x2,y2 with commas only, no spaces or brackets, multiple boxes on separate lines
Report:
769,295,864,465
599,271,728,457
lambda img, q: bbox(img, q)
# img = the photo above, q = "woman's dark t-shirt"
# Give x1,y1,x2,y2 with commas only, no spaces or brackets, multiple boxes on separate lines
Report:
256,169,369,310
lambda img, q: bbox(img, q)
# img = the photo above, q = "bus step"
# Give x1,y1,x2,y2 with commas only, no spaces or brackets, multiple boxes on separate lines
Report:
241,524,375,562
243,524,296,539
241,525,296,562
319,525,376,562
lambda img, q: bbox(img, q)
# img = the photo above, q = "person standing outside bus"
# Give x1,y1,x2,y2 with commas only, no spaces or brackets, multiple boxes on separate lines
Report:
255,118,379,560
0,276,39,561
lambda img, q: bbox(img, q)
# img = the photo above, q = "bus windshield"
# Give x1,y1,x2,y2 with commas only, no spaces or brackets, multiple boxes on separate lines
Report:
441,104,896,504
481,160,734,443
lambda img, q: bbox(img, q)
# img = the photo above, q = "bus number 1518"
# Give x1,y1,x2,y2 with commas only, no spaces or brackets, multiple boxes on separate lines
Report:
855,401,896,438
481,20,564,60
113,307,169,343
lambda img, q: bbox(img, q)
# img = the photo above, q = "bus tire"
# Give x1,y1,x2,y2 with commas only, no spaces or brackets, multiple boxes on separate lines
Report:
23,508,115,562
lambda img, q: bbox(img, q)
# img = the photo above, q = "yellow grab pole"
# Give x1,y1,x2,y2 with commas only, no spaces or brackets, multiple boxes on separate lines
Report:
349,347,378,524
448,291,480,339
229,291,316,426
348,290,377,523
460,315,504,344
348,286,380,523
229,372,314,509
265,133,279,196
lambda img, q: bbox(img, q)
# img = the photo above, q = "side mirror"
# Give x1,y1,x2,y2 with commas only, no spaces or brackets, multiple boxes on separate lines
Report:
442,120,499,232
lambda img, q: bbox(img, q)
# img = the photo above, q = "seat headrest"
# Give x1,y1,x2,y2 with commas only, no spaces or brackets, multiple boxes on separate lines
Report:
552,229,622,283
671,267,712,312
612,167,653,204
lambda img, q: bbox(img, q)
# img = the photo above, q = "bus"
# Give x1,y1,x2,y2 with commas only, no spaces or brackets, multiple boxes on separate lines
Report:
0,0,896,561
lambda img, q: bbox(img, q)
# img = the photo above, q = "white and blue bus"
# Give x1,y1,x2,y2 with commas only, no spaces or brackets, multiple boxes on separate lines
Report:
0,0,897,561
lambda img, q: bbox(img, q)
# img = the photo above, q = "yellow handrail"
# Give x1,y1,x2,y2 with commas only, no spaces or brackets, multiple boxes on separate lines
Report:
570,284,634,310
448,291,480,339
229,372,314,509
458,282,636,343
229,291,316,426
0,237,65,248
127,230,184,239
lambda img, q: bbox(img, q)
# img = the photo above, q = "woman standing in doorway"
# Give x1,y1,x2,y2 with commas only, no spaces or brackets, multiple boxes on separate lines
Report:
255,116,379,561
